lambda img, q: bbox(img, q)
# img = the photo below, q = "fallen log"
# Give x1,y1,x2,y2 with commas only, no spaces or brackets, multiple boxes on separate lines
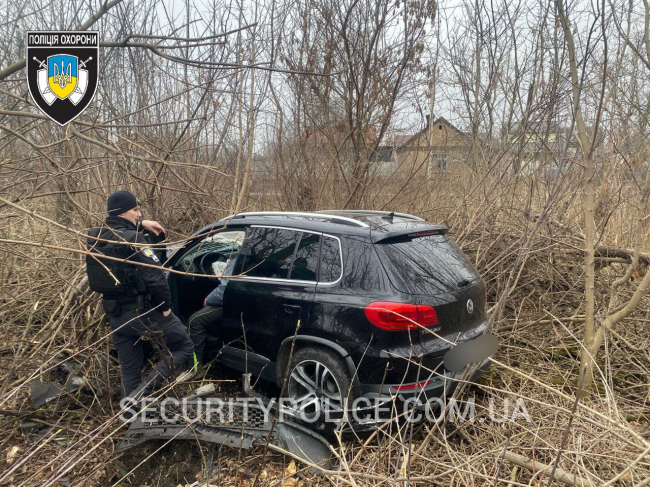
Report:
503,451,590,487
596,246,650,266
526,213,650,265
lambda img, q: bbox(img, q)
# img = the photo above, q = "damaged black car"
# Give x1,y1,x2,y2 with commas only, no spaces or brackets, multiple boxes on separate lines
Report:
165,210,494,421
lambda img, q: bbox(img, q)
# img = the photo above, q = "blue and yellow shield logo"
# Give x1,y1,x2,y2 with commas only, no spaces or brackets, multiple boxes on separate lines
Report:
47,55,78,100
26,31,99,125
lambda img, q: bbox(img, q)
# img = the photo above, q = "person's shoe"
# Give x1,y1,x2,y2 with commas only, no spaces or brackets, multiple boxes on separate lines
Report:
120,380,154,423
125,377,157,403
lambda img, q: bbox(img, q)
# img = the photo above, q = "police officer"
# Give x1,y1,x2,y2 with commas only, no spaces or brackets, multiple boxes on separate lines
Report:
86,190,194,399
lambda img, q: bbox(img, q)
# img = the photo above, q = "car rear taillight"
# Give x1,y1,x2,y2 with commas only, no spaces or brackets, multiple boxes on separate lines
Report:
391,380,432,391
364,302,438,330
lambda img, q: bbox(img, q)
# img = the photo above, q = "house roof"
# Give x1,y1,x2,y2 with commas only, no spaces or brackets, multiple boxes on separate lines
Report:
388,117,466,149
393,134,415,147
304,124,378,146
427,117,467,137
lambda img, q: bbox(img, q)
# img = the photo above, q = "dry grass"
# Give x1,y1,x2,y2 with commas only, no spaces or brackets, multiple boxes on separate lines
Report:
0,166,649,486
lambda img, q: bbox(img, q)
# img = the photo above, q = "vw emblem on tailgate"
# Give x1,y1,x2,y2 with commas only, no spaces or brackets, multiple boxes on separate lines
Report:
466,299,474,314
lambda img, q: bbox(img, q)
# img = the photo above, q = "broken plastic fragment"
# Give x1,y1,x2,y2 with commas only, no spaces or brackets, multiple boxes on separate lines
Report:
29,359,85,408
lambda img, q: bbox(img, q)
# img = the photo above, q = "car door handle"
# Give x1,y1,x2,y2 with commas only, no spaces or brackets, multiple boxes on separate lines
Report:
282,304,301,315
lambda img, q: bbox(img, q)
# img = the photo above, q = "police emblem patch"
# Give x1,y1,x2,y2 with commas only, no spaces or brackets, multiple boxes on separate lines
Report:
143,248,160,263
27,31,99,126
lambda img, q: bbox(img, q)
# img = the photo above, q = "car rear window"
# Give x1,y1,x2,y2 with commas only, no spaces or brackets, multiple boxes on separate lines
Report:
376,235,479,295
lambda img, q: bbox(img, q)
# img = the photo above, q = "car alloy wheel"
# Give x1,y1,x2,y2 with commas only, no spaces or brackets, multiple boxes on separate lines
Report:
287,359,345,418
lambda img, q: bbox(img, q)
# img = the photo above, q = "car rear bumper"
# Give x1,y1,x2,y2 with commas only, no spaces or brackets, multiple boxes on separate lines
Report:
358,357,492,404
337,358,492,432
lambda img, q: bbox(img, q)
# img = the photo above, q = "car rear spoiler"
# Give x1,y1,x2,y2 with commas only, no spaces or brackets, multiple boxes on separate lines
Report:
371,225,449,243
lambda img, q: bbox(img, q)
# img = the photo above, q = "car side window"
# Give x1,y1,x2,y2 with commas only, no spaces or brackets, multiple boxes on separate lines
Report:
289,233,319,281
320,236,342,283
239,227,301,279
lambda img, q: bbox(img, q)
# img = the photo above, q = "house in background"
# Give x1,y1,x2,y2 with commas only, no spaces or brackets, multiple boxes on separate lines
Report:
506,122,582,174
372,116,473,178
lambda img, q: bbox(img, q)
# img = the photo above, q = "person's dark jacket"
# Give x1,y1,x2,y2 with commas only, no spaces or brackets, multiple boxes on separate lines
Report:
87,216,171,311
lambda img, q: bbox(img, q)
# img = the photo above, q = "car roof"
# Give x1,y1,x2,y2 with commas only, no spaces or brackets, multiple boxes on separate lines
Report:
192,210,447,239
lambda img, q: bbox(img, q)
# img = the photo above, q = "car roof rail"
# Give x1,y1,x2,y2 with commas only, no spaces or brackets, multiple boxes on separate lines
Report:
316,209,425,221
220,211,369,228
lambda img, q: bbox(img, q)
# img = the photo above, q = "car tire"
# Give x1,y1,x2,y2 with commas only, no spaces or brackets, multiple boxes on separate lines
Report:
285,347,353,421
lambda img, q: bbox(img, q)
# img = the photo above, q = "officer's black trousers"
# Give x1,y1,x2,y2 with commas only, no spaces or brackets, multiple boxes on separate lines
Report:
187,305,223,366
110,309,195,396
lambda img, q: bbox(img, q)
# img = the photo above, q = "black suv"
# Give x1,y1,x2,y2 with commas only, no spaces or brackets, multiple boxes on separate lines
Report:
166,211,491,415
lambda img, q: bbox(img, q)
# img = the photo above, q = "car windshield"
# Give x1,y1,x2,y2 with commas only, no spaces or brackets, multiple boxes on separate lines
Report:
204,231,244,252
167,230,244,260
376,235,479,295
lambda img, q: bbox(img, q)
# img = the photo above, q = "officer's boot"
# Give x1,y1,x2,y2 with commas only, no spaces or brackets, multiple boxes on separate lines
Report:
126,375,161,403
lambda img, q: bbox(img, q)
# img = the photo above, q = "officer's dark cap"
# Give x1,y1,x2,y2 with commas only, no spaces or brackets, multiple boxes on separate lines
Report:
107,190,139,216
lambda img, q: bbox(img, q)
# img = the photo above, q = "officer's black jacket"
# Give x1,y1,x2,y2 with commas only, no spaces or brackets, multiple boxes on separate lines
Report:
87,216,171,311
